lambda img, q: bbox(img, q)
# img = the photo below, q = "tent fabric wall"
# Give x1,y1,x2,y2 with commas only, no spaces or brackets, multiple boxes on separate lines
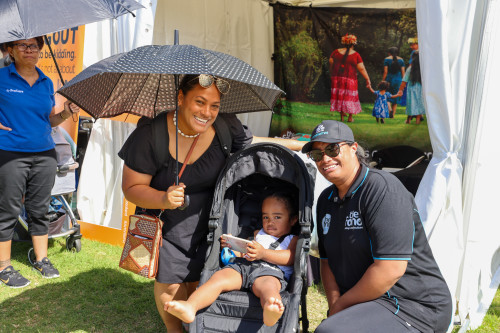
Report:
152,0,274,137
77,0,156,229
414,0,473,320
457,0,500,328
416,0,500,329
76,119,136,228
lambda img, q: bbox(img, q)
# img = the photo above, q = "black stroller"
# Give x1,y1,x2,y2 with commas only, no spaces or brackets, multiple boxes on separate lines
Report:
189,143,316,333
14,127,82,262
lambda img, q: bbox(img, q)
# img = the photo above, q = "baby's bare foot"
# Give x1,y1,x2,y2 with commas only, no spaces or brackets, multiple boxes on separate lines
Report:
263,297,285,326
164,300,196,323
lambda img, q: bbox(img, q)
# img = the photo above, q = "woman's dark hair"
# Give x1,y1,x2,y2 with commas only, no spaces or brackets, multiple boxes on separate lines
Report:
179,74,201,95
409,51,422,84
377,81,390,91
4,36,44,63
179,74,224,99
4,36,44,51
263,191,298,220
388,47,401,74
339,44,354,74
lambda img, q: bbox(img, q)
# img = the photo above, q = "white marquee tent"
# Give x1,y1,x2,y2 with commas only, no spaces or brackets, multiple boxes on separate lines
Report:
79,0,500,330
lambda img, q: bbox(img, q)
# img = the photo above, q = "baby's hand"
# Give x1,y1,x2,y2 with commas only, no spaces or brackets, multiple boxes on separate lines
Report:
244,240,265,261
220,234,230,248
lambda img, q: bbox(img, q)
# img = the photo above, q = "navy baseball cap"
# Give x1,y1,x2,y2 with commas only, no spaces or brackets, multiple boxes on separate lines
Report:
301,120,355,153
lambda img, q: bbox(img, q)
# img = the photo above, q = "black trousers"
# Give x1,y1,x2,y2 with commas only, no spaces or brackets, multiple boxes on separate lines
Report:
0,149,57,241
315,302,423,333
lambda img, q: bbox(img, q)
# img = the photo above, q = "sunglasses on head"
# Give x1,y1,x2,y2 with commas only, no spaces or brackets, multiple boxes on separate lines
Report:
308,142,350,162
189,74,230,94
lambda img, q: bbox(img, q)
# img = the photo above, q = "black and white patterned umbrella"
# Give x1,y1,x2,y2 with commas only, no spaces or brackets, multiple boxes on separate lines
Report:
57,44,284,119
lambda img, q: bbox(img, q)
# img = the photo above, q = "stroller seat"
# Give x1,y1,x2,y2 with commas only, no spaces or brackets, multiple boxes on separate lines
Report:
189,143,316,333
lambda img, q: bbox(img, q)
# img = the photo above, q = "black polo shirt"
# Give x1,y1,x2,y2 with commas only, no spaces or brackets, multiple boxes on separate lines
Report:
317,164,452,332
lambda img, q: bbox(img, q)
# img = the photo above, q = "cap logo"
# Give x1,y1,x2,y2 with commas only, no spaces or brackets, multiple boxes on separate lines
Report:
312,124,327,139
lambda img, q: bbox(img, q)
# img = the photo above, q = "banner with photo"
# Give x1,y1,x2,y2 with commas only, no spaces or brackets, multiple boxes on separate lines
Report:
271,4,429,163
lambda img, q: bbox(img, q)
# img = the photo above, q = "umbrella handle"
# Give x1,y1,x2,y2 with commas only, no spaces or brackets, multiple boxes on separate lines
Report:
178,194,190,210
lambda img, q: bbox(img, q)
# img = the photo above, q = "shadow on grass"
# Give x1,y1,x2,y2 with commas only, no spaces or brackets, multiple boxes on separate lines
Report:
0,267,164,332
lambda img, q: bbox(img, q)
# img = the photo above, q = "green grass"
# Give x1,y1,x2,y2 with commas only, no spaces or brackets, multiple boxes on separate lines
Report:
270,101,432,152
452,289,500,333
2,238,498,332
1,239,164,333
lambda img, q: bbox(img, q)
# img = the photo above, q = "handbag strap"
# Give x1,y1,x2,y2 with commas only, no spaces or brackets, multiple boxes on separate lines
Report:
178,135,200,180
157,136,199,218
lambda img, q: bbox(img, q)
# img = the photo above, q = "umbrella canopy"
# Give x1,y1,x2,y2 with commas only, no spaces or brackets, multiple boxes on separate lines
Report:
0,0,144,43
57,44,284,119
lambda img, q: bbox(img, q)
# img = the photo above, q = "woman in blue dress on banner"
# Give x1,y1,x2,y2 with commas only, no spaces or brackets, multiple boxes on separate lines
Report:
382,47,405,118
397,51,425,124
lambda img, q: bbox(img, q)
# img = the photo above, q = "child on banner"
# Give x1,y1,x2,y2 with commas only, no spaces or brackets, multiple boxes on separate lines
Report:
368,81,399,124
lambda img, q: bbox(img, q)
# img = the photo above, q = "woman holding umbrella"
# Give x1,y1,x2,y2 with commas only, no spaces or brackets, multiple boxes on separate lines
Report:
119,74,305,331
0,37,79,288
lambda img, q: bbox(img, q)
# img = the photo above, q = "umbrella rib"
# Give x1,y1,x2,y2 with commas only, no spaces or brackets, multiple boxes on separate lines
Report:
154,73,161,116
101,72,124,118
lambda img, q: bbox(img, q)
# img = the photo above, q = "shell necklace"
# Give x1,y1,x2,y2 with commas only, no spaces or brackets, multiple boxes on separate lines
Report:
173,113,200,138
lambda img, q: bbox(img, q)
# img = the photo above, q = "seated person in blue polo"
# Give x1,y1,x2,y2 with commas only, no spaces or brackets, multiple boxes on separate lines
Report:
302,120,452,333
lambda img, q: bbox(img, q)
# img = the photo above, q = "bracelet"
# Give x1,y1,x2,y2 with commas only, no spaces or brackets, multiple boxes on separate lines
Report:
59,111,69,120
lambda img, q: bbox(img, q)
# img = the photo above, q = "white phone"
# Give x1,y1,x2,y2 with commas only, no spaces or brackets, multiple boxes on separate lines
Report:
221,234,252,253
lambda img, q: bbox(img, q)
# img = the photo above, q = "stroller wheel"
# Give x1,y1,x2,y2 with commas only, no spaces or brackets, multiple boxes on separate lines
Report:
28,247,36,266
66,237,82,253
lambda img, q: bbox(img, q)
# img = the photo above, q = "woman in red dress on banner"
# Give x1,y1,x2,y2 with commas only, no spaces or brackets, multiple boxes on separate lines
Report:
329,34,371,122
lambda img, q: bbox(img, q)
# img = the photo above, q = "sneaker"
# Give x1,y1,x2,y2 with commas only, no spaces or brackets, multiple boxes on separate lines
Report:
32,257,60,278
0,266,31,288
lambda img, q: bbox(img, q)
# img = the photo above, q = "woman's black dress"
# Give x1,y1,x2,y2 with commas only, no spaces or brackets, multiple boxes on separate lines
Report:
119,113,252,283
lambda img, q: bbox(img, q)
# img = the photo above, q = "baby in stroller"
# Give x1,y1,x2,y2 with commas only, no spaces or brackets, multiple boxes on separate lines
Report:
165,191,298,327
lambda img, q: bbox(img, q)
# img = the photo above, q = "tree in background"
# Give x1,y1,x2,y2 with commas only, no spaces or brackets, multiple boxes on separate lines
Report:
275,16,325,101
273,5,417,104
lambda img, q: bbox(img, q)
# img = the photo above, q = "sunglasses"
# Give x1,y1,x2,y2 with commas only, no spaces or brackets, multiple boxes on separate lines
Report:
189,74,230,94
14,43,40,52
308,143,350,162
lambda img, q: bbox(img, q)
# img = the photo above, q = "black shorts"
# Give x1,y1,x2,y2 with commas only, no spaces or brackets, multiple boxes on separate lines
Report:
226,258,288,292
0,149,56,241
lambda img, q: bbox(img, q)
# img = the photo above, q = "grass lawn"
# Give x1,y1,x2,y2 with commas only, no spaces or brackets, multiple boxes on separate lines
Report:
270,101,432,152
2,238,498,332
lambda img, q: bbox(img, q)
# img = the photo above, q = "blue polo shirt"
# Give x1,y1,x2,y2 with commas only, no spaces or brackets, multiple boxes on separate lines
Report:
0,63,55,152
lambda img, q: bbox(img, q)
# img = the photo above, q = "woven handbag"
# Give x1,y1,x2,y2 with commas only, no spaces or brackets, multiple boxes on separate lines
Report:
119,134,200,279
119,213,163,279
